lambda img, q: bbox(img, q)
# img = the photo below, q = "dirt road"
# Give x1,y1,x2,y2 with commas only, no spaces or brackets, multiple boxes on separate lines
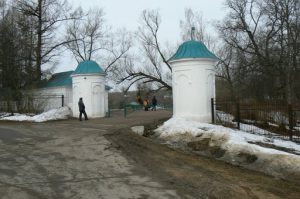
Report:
0,110,299,198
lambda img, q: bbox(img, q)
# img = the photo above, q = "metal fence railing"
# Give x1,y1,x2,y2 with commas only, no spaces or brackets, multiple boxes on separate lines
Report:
211,98,300,143
32,94,65,112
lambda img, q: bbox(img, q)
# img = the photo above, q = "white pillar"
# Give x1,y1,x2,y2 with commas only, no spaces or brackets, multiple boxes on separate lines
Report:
71,74,106,118
170,58,217,122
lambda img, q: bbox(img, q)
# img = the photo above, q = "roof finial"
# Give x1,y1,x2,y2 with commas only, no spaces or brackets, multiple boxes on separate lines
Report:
191,27,195,40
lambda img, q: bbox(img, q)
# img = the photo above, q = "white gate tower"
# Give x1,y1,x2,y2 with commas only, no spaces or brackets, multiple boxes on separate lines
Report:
169,35,218,122
71,60,107,118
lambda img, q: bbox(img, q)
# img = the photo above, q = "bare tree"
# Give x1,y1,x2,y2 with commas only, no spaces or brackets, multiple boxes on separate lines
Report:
179,8,216,50
217,0,300,103
0,1,25,110
65,8,132,74
65,8,105,61
215,44,236,99
117,10,172,91
103,28,132,74
17,0,82,81
118,8,220,92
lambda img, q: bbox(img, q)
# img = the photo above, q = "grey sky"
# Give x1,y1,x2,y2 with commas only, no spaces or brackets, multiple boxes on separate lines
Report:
56,0,226,72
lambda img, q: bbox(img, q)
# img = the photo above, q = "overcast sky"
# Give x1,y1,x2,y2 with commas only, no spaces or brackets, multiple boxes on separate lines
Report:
56,0,226,72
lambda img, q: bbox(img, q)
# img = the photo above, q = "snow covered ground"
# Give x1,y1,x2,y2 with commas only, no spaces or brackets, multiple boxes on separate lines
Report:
0,107,71,122
155,117,300,181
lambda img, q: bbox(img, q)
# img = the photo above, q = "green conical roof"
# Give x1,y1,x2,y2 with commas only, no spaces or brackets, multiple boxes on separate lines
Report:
169,40,217,61
72,60,105,75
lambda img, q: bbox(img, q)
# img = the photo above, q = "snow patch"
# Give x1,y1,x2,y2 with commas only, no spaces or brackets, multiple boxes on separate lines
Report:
131,126,145,136
155,117,300,181
0,107,71,122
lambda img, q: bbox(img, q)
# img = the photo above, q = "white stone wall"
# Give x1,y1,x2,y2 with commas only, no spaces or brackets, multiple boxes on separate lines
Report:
72,74,107,118
170,58,216,122
33,86,72,112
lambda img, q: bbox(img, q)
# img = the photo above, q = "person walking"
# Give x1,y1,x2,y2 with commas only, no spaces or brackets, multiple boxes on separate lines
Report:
143,98,149,111
78,97,88,121
136,95,143,105
151,96,157,111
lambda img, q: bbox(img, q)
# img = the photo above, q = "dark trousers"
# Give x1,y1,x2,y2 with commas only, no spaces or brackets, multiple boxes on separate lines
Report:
79,110,88,121
151,105,156,111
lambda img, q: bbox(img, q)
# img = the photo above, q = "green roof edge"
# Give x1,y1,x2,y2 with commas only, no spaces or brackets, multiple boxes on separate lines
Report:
169,40,218,61
72,60,105,75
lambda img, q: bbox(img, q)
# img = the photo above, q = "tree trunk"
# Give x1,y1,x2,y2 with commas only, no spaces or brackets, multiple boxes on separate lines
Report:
285,70,294,104
35,0,43,81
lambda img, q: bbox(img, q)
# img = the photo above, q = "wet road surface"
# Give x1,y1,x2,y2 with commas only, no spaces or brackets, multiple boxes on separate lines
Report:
0,110,299,199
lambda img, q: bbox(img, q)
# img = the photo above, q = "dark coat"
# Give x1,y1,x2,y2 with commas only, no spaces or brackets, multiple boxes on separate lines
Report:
78,100,85,111
152,97,157,106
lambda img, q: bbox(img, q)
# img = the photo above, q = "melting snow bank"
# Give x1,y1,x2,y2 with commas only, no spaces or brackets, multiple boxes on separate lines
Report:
0,112,14,118
155,117,300,182
0,107,71,122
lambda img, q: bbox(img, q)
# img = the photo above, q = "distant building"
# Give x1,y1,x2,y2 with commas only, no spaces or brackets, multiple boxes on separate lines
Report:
36,60,110,118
